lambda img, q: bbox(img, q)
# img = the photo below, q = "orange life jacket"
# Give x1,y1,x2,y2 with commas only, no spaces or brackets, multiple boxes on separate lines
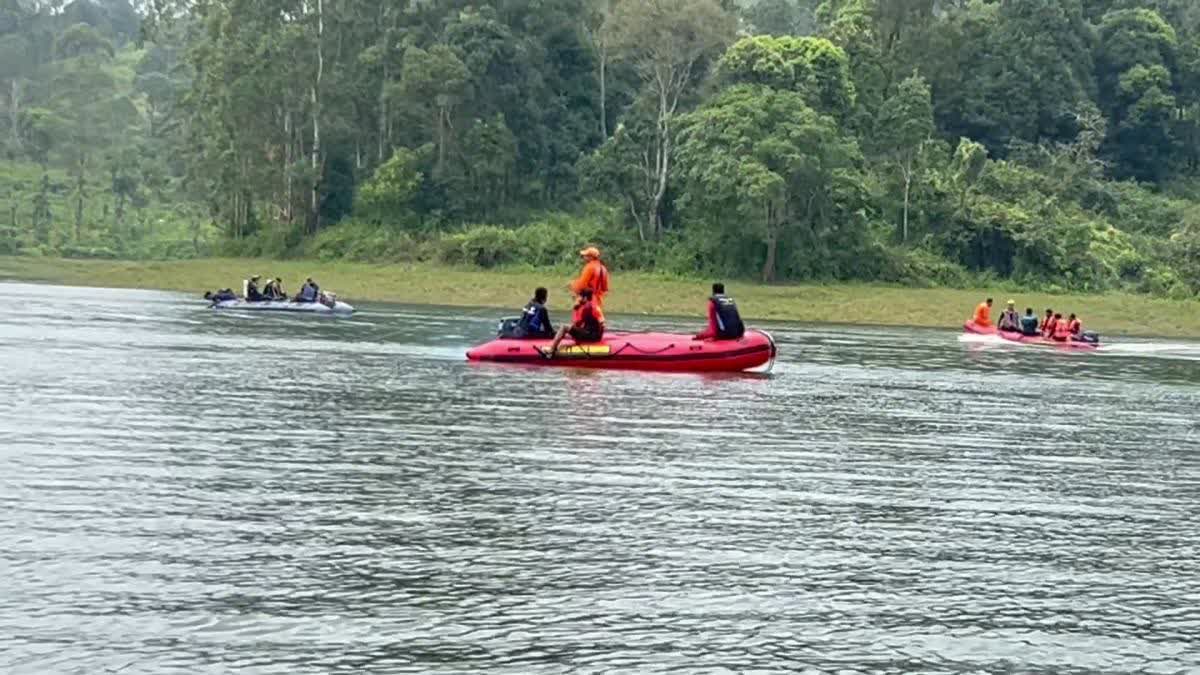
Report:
572,260,610,307
1042,316,1056,336
1068,319,1082,335
1052,319,1071,341
973,302,992,327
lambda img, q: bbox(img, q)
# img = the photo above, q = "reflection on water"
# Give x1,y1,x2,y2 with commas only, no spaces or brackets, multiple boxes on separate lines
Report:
1,282,1198,674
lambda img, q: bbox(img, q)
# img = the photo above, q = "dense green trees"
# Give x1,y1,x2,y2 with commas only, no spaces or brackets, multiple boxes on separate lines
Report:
3,0,1200,296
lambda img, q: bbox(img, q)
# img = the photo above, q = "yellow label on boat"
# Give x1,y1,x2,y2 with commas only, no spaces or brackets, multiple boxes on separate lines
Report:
539,344,611,356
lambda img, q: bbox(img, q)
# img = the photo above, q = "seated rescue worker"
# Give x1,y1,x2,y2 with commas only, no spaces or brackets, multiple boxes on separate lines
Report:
1041,308,1056,337
996,300,1020,332
548,288,605,357
1067,313,1083,338
245,275,265,301
973,297,993,327
695,282,745,340
1019,307,1040,336
515,287,554,338
1050,313,1071,341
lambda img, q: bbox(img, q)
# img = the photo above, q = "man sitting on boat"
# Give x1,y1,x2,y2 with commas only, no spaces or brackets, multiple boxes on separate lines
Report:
1042,309,1058,337
695,282,745,340
972,298,993,327
518,287,554,338
294,278,319,303
1019,307,1040,336
547,288,605,357
244,275,265,301
262,277,287,300
996,300,1020,332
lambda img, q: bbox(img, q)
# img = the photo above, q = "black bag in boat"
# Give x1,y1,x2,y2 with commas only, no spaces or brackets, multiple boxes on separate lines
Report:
1078,330,1101,344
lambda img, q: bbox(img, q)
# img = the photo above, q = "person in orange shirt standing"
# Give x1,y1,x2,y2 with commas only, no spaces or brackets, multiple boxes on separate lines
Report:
570,246,610,309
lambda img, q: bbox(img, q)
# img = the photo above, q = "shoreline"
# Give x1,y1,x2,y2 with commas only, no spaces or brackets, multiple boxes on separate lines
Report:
2,256,1198,338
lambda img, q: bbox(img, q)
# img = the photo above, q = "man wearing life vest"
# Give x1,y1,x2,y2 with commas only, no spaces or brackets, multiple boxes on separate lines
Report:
1041,308,1056,337
973,297,993,327
514,287,554,338
571,246,610,309
1050,312,1071,341
996,299,1020,332
695,282,745,340
1018,307,1040,336
548,288,605,357
1067,313,1083,337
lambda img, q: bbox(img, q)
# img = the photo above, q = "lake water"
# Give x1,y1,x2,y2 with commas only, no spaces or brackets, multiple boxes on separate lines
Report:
1,282,1198,674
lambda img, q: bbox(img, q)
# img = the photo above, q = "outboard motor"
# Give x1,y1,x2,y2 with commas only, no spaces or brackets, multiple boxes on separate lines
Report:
497,317,522,338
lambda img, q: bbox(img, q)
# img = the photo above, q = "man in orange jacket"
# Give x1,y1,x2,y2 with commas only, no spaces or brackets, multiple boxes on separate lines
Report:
973,297,993,327
570,246,610,308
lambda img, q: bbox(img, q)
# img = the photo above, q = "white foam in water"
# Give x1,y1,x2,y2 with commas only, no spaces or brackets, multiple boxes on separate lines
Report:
1099,342,1200,359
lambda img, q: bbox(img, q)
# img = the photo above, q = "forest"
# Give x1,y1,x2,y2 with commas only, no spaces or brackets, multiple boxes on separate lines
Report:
3,0,1200,296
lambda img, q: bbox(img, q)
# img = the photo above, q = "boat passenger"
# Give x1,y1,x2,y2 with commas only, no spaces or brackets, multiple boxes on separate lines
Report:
204,289,237,304
245,275,265,301
695,282,745,340
262,277,287,300
295,278,318,303
1051,313,1071,341
997,300,1020,332
1067,313,1083,338
1019,307,1040,336
570,246,610,309
1041,309,1057,337
516,287,554,338
973,297,993,327
548,288,605,357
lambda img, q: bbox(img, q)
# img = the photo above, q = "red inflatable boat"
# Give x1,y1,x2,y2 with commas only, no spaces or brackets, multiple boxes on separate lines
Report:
466,329,777,372
963,321,1099,350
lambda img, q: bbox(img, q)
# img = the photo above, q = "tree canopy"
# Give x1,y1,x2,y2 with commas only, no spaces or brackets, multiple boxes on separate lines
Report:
2,0,1200,297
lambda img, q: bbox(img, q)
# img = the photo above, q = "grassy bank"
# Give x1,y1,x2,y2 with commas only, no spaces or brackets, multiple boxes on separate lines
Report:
2,256,1198,337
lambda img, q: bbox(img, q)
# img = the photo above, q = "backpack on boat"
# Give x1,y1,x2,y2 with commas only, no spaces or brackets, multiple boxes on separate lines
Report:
1077,331,1101,345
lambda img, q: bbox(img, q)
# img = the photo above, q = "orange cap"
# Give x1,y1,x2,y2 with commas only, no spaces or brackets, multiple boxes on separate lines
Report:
579,246,600,259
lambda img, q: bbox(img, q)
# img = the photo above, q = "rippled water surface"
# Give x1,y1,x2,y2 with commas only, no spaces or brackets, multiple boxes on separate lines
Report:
2,282,1199,674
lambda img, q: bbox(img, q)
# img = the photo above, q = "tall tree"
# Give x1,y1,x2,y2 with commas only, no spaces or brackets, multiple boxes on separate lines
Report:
604,0,737,237
676,84,860,281
875,72,933,242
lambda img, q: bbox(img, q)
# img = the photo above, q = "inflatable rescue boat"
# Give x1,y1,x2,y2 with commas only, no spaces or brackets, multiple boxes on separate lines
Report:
467,329,777,372
211,298,355,315
963,321,1098,350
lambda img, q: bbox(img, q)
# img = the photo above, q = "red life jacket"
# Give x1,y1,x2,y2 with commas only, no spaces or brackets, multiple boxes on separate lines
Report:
1068,319,1082,335
572,299,604,330
1042,317,1057,336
